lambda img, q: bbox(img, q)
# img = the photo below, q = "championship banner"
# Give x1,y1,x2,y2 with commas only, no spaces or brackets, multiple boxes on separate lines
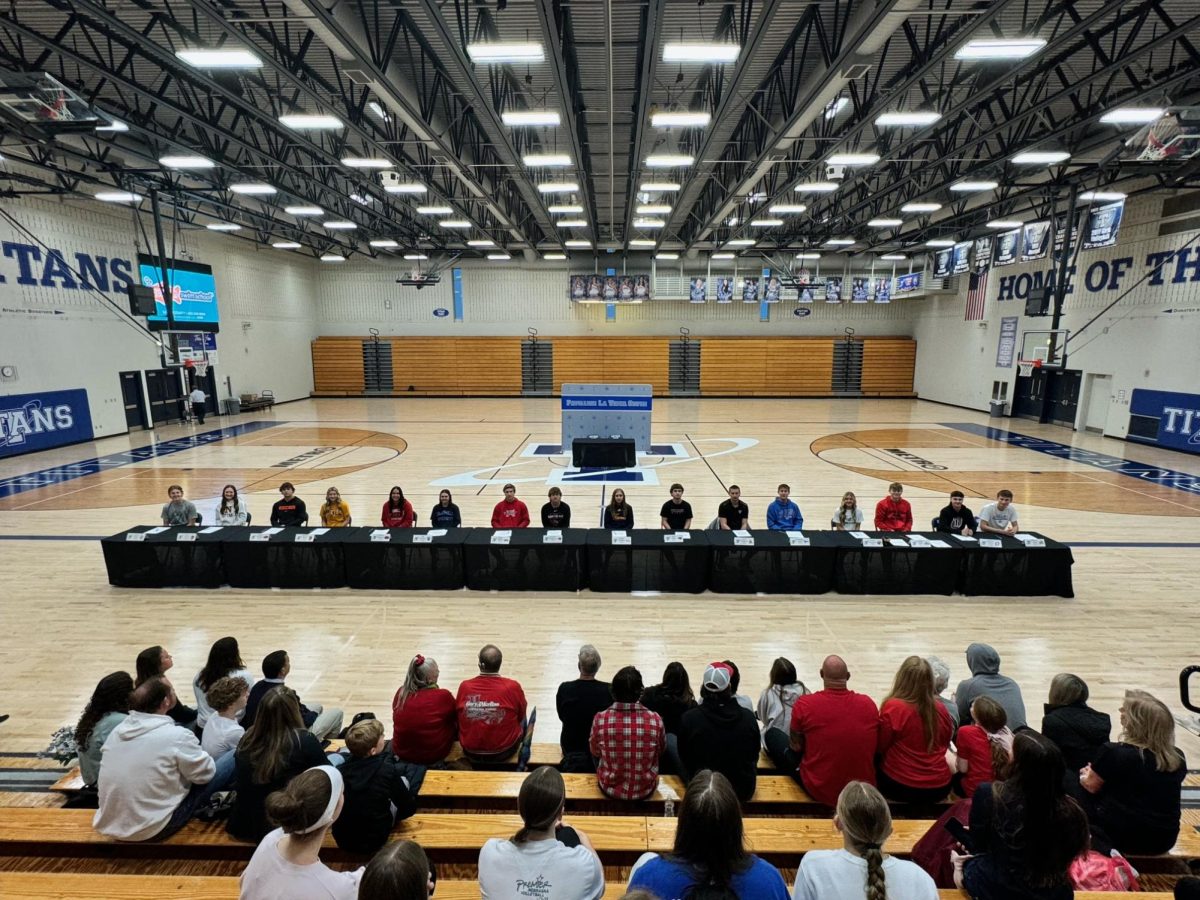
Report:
763,275,782,302
896,272,922,292
851,277,869,302
952,241,972,275
617,275,635,300
689,276,707,303
569,274,587,300
874,278,891,303
1021,221,1051,261
994,229,1021,266
1082,199,1126,250
715,276,734,303
973,236,993,272
825,276,843,303
741,276,760,303
933,249,953,278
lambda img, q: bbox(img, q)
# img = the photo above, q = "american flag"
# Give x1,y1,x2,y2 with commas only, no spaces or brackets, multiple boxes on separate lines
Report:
965,269,988,321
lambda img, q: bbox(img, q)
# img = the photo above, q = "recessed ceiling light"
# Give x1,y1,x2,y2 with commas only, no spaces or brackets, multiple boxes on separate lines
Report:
1078,190,1127,201
868,218,904,227
949,180,998,192
1099,107,1164,125
159,154,214,169
544,253,567,260
383,182,427,194
272,241,302,249
95,191,142,203
176,48,262,68
828,152,880,166
94,119,129,133
368,101,390,122
285,205,323,216
487,253,513,260
824,97,849,120
557,218,588,227
926,238,956,247
466,42,545,63
369,239,399,248
769,204,807,214
323,220,357,230
826,238,855,245
651,111,712,128
1012,150,1071,164
320,254,345,262
416,206,453,215
986,219,1024,228
901,202,942,212
633,217,665,228
523,153,572,167
206,223,241,231
880,254,907,260
502,110,561,126
404,254,428,260
795,252,821,259
955,38,1047,60
875,111,942,127
278,113,343,130
537,181,580,194
656,252,680,260
341,157,393,169
712,252,735,260
640,181,681,192
645,154,694,167
439,219,472,229
548,204,584,214
629,239,657,248
467,239,496,247
750,218,784,227
564,239,592,248
726,238,756,246
230,182,276,195
794,182,839,193
662,42,740,63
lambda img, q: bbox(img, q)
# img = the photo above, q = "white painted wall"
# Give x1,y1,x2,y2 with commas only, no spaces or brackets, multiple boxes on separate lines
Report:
912,194,1200,438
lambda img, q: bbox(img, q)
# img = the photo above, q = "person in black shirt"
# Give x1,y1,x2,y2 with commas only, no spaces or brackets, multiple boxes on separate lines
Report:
331,718,420,854
936,490,977,536
677,663,760,801
541,487,572,528
269,482,308,527
718,484,750,530
659,483,693,530
603,488,634,529
430,489,462,528
555,644,611,772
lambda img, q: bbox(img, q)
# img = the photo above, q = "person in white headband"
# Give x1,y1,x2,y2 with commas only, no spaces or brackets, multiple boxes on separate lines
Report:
240,765,364,900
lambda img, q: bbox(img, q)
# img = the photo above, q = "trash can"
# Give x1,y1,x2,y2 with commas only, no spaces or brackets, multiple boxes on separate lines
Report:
222,398,241,416
989,399,1007,418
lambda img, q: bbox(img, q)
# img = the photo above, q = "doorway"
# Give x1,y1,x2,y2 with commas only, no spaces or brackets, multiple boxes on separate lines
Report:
1080,373,1112,433
118,371,149,430
1013,368,1082,425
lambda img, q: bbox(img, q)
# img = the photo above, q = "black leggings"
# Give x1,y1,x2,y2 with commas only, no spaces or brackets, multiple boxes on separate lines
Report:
876,768,951,805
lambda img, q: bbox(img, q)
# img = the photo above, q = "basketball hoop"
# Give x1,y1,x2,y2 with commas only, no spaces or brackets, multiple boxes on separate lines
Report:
195,360,209,379
1017,359,1041,378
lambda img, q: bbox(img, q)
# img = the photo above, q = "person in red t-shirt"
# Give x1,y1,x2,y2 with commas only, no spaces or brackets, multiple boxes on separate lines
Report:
590,665,664,800
763,655,879,806
876,656,953,804
874,482,913,532
455,644,528,761
490,484,531,529
381,486,416,528
391,653,457,764
950,695,1012,798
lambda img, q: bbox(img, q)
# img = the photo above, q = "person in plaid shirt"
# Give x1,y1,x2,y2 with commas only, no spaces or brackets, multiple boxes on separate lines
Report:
589,666,665,800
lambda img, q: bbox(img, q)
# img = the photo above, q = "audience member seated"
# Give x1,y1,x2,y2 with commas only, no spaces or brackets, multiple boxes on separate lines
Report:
392,654,457,765
764,655,878,806
603,488,634,529
227,687,330,842
75,672,133,789
270,482,308,527
331,718,420,855
935,490,977,536
160,484,198,526
491,483,530,529
830,491,863,531
1074,689,1185,855
949,696,1012,798
359,840,434,900
216,484,249,525
927,655,959,730
677,663,760,801
193,636,255,730
478,766,605,899
793,781,939,900
93,676,231,841
756,656,809,746
240,766,362,900
382,486,416,528
541,487,571,528
627,770,790,899
978,489,1020,535
766,483,803,530
320,486,352,527
243,650,344,740
556,644,611,772
641,661,697,775
877,656,953,804
430,489,462,528
136,645,198,727
589,665,664,800
200,676,250,760
955,642,1027,730
660,482,693,530
718,484,750,529
1177,877,1200,900
722,658,754,712
874,482,912,532
960,732,1088,900
456,644,528,762
1040,673,1111,772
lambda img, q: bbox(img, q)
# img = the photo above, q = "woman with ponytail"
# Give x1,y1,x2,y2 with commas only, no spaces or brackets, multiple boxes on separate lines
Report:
628,769,789,899
793,781,937,899
391,654,457,764
877,656,954,804
478,766,604,899
240,766,363,900
949,695,1013,798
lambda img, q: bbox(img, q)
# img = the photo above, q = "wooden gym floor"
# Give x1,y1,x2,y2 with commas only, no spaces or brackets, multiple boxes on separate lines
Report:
1,397,1199,761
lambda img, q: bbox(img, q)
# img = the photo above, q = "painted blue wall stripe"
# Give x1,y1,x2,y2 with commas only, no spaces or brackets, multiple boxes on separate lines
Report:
452,267,463,321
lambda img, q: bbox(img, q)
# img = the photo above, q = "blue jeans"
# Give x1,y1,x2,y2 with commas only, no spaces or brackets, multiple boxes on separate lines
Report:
153,749,236,840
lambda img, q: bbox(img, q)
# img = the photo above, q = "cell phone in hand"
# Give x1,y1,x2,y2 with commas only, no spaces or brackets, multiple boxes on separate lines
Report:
943,816,975,853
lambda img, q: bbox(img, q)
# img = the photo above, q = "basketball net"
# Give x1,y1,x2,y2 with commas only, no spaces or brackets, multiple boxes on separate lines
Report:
1017,359,1041,377
195,360,209,379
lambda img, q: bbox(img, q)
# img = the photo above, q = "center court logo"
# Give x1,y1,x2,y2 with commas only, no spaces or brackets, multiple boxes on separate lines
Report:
883,448,947,470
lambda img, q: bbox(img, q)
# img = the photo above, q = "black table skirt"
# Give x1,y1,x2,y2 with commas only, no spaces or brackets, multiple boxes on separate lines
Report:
343,529,468,590
463,529,587,591
956,533,1074,597
101,527,226,588
587,530,711,593
708,531,843,594
222,528,348,589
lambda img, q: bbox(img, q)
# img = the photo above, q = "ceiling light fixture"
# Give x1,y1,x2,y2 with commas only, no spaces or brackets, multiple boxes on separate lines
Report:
637,204,672,214
986,219,1025,228
712,252,735,260
629,239,657,247
794,181,839,193
404,254,428,260
949,180,999,192
1011,150,1071,164
1100,107,1164,125
368,101,390,121
320,254,345,262
383,182,426,194
824,97,849,120
867,218,904,227
285,205,323,215
750,218,784,227
557,218,588,227
229,182,276,195
466,42,545,63
502,110,561,126
537,181,579,194
880,254,907,261
341,157,393,169
633,217,665,228
467,239,496,247
656,252,680,260
523,153,572,167
650,111,712,128
564,239,592,248
640,181,681,192
548,204,584,214
487,253,513,260
828,152,880,165
439,219,472,229
159,154,214,169
95,191,143,203
323,220,357,230
176,48,262,68
645,154,694,167
416,206,453,215
369,239,399,248
662,42,740,64
955,38,1047,60
726,238,756,246
272,241,302,249
278,113,343,130
875,111,942,127
95,120,129,133
826,238,855,245
901,202,942,212
206,223,241,231
795,252,821,259
769,204,807,214
543,253,567,260
926,238,956,247
1078,190,1127,201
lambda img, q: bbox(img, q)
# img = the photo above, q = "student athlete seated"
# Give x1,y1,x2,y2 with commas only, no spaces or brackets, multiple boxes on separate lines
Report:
603,488,634,529
331,718,420,855
718,485,750,529
456,644,528,762
216,484,250,525
978,489,1019,534
381,486,416,528
766,483,803,530
660,483,693,530
831,491,863,530
161,484,198,526
936,490,977,536
320,487,352,527
874,482,913,532
430,489,462,528
541,487,571,528
491,483,530,528
242,650,344,741
270,482,308,527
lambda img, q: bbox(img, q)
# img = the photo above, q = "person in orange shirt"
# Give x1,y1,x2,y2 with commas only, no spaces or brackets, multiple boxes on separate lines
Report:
874,482,913,532
490,484,530,528
320,487,352,527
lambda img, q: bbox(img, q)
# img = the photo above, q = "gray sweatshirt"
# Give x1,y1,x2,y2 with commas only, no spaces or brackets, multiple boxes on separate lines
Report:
954,643,1027,730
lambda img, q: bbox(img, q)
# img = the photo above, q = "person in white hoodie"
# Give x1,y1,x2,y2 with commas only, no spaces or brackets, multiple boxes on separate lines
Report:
757,657,809,750
94,676,234,841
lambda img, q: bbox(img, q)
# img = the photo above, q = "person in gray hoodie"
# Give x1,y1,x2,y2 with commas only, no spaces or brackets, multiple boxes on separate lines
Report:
955,643,1027,731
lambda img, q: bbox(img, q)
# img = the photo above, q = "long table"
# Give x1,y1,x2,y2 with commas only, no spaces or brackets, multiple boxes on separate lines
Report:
100,527,1073,597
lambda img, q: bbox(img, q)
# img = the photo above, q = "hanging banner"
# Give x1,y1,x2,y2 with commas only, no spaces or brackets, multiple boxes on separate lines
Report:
851,277,869,302
933,249,953,278
763,275,782,303
714,276,734,303
994,229,1021,266
896,272,921,292
973,236,993,272
952,241,972,275
1021,221,1051,261
874,278,891,303
798,286,815,303
689,276,707,303
1081,199,1126,250
825,276,843,303
996,316,1019,368
741,277,760,303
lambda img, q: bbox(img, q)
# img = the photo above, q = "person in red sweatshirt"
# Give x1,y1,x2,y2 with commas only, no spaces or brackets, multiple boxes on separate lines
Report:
874,482,913,532
455,644,528,761
381,486,416,528
490,483,530,528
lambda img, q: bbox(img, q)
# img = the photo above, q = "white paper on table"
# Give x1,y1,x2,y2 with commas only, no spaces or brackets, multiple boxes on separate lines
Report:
886,538,908,547
494,530,512,537
294,533,316,543
412,534,432,543
862,538,884,547
200,526,223,534
310,528,330,536
664,533,685,543
176,532,198,542
370,530,391,542
249,533,271,542
427,529,448,537
263,527,284,536
849,531,869,540
612,534,632,545
733,529,751,538
979,538,1003,548
543,530,563,544
125,532,146,542
927,540,952,548
956,535,978,543
676,532,692,539
734,536,755,547
146,526,170,534
490,534,511,545
371,529,390,536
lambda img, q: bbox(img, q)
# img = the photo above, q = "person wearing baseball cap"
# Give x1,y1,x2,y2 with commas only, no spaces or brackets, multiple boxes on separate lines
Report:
676,662,760,801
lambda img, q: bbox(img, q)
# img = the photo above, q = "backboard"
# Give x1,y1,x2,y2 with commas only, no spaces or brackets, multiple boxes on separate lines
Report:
1019,329,1069,369
1122,107,1200,162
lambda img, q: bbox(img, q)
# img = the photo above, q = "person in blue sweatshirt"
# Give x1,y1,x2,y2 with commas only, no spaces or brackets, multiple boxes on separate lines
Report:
765,484,803,530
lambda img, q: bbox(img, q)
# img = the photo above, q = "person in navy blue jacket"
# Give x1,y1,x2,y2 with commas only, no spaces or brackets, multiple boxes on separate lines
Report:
429,490,462,527
765,484,803,530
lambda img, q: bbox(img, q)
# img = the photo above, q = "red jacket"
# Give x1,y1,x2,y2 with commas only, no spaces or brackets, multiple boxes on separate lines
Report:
391,686,456,763
491,498,530,529
874,496,913,532
878,698,953,788
455,674,527,755
381,500,415,528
